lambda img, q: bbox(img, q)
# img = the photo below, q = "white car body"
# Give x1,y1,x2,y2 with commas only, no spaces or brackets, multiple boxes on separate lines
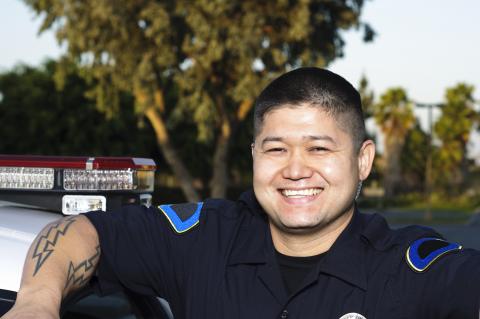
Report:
0,201,60,292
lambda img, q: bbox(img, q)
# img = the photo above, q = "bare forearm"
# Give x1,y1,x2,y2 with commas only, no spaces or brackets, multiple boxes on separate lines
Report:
7,215,100,317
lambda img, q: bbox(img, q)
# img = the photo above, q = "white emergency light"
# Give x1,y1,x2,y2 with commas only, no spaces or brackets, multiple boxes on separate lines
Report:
0,167,54,190
0,155,156,214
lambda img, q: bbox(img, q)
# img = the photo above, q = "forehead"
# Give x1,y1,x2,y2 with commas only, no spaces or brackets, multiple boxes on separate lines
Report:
258,105,342,137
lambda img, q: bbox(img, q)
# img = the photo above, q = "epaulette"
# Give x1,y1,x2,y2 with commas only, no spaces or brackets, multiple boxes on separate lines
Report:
158,202,203,234
406,237,462,272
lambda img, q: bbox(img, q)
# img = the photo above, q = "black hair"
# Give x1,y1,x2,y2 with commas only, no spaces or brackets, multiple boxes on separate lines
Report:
253,67,366,151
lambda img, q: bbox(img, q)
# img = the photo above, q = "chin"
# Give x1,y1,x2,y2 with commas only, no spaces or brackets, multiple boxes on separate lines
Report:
277,216,326,231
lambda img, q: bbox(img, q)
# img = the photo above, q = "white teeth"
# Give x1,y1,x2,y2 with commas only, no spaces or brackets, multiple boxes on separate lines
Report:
281,188,322,197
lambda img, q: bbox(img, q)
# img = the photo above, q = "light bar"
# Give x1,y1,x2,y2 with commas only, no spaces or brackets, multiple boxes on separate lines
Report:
0,167,54,190
0,155,156,192
64,169,136,191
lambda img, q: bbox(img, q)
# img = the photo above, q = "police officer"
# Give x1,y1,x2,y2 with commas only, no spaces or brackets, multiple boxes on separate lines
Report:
3,68,480,319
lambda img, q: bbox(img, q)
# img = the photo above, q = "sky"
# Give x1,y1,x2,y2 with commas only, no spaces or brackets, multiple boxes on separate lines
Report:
1,0,480,158
330,0,480,104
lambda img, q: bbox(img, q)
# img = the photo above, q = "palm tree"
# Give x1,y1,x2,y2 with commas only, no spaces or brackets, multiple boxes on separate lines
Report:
374,88,415,199
434,83,477,190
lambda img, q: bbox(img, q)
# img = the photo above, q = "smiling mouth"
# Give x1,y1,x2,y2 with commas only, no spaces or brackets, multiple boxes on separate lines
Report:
280,188,323,198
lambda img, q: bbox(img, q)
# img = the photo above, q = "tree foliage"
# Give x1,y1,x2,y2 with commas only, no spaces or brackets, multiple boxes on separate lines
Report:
0,60,158,157
400,121,429,191
434,83,477,189
374,87,415,198
24,0,374,200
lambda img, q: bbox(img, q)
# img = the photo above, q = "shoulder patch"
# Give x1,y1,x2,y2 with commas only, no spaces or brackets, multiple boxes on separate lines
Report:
406,237,462,272
158,202,203,234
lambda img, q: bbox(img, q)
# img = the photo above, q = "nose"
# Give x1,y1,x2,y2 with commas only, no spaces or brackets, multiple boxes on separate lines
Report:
282,150,313,180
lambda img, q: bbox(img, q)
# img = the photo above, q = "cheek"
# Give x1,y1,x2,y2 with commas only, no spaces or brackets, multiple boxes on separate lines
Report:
253,157,276,184
318,157,339,177
318,157,355,183
322,163,334,176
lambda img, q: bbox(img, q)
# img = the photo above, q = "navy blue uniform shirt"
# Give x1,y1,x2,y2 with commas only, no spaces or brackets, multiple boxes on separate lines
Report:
85,190,480,318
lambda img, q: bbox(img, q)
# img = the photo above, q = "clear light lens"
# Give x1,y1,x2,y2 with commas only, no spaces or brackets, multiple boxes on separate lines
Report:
0,167,54,190
139,193,152,207
63,169,135,191
62,195,106,215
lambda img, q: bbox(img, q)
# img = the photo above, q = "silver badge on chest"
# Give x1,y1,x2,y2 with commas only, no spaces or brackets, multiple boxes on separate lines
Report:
339,313,367,319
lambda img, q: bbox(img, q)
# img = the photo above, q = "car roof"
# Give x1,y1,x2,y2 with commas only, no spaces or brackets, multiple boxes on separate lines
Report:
0,201,61,292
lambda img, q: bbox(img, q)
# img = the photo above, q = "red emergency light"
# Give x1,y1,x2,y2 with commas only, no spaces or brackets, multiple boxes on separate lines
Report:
0,155,156,170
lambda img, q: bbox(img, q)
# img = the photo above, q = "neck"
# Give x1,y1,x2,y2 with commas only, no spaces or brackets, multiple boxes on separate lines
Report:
270,208,354,257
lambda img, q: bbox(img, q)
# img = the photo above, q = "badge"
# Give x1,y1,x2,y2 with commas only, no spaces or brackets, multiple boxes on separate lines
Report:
339,313,367,319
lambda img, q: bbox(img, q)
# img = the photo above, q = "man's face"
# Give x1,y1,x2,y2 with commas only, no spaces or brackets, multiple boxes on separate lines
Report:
252,104,373,235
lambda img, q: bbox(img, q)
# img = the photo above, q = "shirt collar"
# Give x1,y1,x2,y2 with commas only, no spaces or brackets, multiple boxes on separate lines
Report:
314,208,371,290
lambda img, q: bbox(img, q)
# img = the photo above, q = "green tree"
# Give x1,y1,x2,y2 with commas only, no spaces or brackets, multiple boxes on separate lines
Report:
25,0,374,200
374,88,415,198
400,121,429,191
434,83,477,190
0,60,157,157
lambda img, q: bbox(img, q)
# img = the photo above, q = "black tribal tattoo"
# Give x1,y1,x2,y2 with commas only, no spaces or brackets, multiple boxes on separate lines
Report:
64,245,101,290
32,216,77,276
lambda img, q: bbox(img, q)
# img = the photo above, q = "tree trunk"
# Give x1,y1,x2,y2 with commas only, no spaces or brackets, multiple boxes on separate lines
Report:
458,144,469,191
210,118,231,198
145,107,200,202
210,99,253,198
383,136,403,199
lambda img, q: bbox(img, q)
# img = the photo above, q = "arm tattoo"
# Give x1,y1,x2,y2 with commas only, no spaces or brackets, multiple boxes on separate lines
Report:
64,245,101,290
32,216,77,276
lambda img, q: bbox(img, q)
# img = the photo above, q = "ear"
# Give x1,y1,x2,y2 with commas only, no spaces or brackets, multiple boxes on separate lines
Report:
251,143,255,160
357,140,375,181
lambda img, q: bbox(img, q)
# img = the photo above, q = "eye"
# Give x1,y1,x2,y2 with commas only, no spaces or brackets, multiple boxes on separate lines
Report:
309,146,329,153
264,147,286,154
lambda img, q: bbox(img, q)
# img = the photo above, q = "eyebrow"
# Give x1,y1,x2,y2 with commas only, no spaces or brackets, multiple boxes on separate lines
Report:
260,135,336,147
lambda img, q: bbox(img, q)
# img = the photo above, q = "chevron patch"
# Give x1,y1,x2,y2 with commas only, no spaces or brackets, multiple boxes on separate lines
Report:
406,237,462,272
158,202,203,234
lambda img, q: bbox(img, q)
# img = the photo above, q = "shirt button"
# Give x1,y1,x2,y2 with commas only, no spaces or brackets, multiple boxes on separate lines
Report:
280,310,288,319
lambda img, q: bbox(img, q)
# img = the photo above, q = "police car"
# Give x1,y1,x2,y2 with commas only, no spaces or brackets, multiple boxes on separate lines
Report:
0,155,173,318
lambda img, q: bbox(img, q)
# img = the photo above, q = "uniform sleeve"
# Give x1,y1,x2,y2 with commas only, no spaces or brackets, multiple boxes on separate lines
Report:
396,242,480,318
84,204,203,298
436,249,480,318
